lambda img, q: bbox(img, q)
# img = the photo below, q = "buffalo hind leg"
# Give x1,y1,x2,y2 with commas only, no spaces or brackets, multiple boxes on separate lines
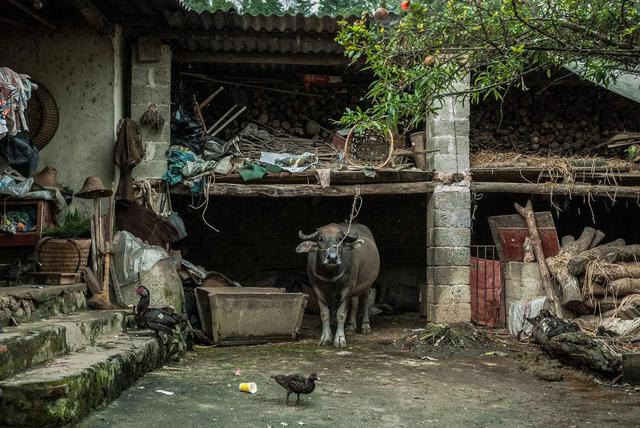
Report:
346,296,358,333
333,288,351,348
314,286,332,346
361,288,373,334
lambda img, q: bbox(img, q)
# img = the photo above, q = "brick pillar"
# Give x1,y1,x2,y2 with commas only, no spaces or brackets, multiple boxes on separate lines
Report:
421,81,472,323
130,44,171,179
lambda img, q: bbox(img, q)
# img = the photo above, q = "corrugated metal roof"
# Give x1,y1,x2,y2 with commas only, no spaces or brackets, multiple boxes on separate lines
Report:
164,10,350,33
93,0,353,33
90,1,353,56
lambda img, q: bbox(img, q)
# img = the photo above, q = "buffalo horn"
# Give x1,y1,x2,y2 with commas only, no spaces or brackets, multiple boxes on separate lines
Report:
298,230,319,240
344,230,359,242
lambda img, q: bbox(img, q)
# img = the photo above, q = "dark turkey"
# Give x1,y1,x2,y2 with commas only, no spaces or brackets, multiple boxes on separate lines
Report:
271,373,319,405
135,285,212,346
135,285,186,334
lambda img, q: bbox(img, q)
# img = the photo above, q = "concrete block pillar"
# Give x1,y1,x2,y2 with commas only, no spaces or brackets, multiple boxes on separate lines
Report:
421,82,472,323
130,44,171,179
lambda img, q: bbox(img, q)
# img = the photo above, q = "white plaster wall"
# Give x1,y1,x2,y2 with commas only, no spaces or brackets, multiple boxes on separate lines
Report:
0,25,124,210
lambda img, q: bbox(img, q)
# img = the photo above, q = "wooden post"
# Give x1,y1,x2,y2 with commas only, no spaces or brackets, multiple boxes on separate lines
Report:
514,200,566,318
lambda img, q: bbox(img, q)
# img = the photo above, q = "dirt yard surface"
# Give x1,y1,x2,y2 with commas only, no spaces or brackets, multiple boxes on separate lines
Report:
78,315,640,427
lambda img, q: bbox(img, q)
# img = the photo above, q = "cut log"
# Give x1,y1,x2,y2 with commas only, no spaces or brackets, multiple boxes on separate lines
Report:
609,278,640,297
529,310,621,373
547,255,590,315
600,238,626,248
567,243,638,275
538,332,621,373
568,227,596,253
583,295,619,313
515,200,566,318
591,263,640,283
589,230,606,249
547,227,597,315
561,235,575,248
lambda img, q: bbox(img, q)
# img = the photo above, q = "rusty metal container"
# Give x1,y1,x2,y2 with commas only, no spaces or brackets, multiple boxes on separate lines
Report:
195,287,308,345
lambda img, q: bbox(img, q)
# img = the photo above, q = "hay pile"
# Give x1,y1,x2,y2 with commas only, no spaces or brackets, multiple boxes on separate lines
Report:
397,322,491,356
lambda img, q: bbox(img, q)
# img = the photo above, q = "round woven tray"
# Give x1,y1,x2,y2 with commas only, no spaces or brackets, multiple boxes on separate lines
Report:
36,238,91,273
343,127,395,168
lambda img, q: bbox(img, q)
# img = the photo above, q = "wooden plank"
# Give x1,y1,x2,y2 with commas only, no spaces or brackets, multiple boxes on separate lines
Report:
207,169,433,185
170,181,435,197
174,52,346,66
471,182,640,198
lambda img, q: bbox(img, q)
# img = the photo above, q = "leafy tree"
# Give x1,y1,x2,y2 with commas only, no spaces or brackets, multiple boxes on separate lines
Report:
288,0,315,15
317,0,380,16
336,0,640,131
181,0,236,12
239,0,284,15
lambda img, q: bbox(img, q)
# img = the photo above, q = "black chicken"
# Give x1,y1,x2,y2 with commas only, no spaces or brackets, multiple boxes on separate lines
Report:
271,373,319,405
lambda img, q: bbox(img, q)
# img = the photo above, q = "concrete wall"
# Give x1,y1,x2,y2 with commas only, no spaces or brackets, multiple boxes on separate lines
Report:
131,44,171,179
422,80,472,323
0,25,124,211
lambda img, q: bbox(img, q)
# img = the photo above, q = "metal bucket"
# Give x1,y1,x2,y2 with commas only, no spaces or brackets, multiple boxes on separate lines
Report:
195,287,308,345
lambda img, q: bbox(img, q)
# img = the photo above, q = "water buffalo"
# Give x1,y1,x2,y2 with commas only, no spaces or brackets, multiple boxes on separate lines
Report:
296,222,380,348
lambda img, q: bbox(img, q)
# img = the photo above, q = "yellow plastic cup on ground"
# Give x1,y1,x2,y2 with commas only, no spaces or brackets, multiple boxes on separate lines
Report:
239,382,257,394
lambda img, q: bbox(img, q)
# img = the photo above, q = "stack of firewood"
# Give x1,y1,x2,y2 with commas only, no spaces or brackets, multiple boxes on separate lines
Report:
515,201,640,324
545,228,640,317
514,201,640,374
471,86,640,158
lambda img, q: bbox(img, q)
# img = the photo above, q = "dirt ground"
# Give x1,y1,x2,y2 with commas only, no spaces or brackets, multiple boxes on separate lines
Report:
78,314,640,427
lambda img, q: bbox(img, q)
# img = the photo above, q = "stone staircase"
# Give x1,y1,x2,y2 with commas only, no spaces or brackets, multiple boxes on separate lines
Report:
0,284,171,427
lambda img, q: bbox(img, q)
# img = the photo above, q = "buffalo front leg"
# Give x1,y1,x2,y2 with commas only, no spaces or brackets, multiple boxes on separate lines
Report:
362,289,373,334
313,285,332,346
346,296,358,333
333,288,351,348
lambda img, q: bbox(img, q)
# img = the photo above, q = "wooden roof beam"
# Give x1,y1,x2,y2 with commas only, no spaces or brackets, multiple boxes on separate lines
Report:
69,0,113,35
173,51,346,66
6,0,57,31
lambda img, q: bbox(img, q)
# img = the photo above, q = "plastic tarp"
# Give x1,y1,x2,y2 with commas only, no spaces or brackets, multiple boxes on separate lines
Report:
259,151,316,173
111,230,170,286
563,62,640,103
0,175,32,197
508,296,549,339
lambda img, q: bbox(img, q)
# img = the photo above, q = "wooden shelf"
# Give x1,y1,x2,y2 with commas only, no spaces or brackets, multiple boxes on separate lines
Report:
0,199,54,247
170,181,435,198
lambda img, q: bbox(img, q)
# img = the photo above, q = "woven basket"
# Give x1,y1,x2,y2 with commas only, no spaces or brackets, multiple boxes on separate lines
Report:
343,126,395,168
36,238,91,273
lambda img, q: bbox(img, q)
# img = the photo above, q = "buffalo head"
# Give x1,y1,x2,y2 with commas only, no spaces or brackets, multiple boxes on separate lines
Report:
295,223,363,269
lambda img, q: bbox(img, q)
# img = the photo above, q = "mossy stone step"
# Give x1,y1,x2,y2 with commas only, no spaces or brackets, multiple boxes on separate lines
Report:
0,284,88,326
0,331,169,427
0,310,127,381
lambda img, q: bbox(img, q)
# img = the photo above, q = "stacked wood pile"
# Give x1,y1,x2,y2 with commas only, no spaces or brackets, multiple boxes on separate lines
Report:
514,201,638,373
471,86,640,158
203,87,363,142
515,202,640,333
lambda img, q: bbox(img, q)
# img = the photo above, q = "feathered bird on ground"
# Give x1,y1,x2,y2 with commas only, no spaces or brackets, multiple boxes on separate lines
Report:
271,373,319,405
134,286,212,356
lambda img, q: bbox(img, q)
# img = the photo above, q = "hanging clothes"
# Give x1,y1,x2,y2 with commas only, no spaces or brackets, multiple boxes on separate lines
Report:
0,67,34,139
114,118,144,201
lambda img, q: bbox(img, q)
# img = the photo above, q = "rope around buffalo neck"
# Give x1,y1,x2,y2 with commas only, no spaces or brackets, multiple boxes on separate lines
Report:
329,184,362,251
